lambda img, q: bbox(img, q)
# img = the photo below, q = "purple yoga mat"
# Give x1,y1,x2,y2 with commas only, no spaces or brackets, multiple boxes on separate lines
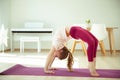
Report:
0,64,120,78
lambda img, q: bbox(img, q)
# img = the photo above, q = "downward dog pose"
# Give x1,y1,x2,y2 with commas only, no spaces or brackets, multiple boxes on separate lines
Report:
44,26,99,77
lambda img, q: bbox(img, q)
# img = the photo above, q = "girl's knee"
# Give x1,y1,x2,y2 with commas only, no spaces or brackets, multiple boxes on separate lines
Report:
88,39,95,45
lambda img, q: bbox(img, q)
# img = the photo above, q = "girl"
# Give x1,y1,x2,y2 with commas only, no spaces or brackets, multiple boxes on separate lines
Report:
44,26,99,77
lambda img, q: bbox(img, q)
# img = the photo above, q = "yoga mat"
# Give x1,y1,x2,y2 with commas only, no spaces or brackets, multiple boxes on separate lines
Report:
0,64,120,78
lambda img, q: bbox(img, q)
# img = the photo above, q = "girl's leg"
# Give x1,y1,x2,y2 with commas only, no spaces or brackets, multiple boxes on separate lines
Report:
74,27,99,76
74,28,97,61
87,32,98,59
86,31,98,69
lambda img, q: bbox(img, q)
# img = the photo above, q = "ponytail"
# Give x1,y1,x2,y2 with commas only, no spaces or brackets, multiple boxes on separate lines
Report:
58,46,74,71
67,51,74,71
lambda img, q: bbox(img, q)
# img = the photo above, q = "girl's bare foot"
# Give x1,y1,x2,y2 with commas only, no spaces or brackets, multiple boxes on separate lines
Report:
90,70,100,77
88,62,100,77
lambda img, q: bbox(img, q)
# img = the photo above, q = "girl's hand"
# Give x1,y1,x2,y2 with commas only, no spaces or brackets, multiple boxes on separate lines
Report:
44,70,55,74
68,68,74,72
48,67,56,70
44,67,56,74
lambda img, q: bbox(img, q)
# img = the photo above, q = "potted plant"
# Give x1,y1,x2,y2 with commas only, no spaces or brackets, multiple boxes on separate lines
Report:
85,19,91,28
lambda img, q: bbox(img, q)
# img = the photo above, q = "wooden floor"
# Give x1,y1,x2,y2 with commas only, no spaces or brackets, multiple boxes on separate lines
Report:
0,50,120,80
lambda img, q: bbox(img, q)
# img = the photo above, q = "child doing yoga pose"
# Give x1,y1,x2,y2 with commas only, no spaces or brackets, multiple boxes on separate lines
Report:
44,26,99,77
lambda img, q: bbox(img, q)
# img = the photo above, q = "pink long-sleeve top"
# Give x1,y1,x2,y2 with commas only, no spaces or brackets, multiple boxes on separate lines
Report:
52,27,71,50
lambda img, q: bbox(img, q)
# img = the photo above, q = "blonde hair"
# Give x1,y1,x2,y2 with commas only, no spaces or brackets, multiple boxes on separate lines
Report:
59,46,74,71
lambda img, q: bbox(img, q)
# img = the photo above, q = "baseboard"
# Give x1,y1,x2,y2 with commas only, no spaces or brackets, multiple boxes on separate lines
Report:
1,48,120,53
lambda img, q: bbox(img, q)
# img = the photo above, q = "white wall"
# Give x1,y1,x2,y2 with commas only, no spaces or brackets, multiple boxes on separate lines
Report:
1,0,120,50
10,0,120,27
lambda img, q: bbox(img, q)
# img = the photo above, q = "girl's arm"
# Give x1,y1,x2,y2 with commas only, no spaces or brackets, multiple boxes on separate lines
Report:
44,46,56,74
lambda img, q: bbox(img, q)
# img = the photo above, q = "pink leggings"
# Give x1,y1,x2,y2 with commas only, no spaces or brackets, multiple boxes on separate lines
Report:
70,26,98,62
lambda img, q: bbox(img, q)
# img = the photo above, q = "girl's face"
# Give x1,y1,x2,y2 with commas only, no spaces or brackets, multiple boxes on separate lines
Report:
54,47,69,60
54,49,63,58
